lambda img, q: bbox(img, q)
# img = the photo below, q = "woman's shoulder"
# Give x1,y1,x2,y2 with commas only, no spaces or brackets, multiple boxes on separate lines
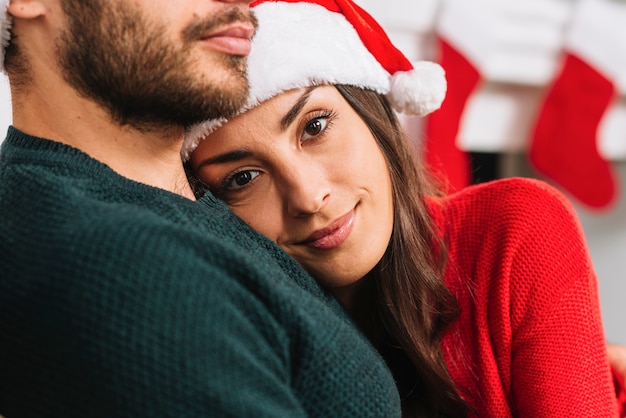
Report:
430,177,589,278
450,177,571,209
436,177,580,231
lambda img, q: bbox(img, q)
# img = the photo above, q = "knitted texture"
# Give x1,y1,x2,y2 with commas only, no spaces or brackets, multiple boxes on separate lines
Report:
431,178,618,416
0,128,401,418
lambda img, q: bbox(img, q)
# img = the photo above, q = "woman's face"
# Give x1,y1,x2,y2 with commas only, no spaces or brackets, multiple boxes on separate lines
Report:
190,86,394,292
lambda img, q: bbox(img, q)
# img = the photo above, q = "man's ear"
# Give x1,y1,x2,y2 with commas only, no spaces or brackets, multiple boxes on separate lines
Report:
8,0,48,19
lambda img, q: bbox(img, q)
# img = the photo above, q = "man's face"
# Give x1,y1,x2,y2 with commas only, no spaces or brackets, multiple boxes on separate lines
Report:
57,0,256,130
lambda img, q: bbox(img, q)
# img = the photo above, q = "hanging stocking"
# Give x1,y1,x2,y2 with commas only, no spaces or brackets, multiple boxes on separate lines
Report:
530,0,626,210
425,0,492,192
425,37,478,191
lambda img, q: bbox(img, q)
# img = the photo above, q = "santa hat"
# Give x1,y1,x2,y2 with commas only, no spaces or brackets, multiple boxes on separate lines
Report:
0,0,11,73
182,0,447,160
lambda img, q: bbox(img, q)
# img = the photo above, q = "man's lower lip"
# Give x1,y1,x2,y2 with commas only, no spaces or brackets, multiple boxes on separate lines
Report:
305,212,355,250
201,36,251,56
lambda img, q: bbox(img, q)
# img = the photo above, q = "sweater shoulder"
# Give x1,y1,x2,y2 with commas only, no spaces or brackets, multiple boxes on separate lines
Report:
435,177,593,299
449,176,573,213
0,131,403,418
0,153,292,318
435,177,582,239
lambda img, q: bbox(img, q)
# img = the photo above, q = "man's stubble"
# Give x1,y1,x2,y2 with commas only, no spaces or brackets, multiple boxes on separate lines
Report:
57,0,254,131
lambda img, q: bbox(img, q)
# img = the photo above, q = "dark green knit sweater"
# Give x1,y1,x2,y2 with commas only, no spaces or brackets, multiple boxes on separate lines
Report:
0,128,401,418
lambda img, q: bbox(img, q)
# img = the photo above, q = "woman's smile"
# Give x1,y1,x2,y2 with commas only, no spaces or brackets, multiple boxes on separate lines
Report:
298,208,356,250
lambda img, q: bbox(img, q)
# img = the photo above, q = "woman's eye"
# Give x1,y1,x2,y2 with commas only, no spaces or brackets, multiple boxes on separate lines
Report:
302,117,328,141
223,170,260,192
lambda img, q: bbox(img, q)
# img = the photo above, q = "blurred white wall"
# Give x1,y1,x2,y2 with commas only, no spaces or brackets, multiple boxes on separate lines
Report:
0,75,10,137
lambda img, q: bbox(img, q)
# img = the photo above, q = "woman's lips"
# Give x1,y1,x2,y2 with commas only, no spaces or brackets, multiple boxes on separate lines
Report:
301,210,356,250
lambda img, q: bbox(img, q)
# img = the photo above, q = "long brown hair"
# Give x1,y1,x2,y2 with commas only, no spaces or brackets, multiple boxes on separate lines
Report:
335,85,469,417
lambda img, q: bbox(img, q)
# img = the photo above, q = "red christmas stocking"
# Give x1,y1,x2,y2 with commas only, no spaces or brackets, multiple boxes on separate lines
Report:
424,37,479,192
529,0,623,210
530,54,616,209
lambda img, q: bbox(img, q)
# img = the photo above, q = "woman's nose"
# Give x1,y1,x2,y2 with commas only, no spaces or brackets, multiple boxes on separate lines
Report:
282,164,330,217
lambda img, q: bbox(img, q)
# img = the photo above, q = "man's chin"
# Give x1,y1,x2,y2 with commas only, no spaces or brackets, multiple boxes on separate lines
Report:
204,76,249,117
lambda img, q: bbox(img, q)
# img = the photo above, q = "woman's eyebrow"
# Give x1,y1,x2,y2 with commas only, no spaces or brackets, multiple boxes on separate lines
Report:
196,149,252,170
280,86,317,131
197,86,320,170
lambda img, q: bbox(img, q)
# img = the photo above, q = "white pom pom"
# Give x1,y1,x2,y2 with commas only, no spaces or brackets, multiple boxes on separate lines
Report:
387,61,447,116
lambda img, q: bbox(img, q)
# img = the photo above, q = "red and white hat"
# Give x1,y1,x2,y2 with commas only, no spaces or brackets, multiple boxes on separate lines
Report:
0,0,11,73
182,0,447,160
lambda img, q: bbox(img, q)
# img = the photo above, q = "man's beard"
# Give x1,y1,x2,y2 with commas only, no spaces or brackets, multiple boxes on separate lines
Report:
57,0,253,131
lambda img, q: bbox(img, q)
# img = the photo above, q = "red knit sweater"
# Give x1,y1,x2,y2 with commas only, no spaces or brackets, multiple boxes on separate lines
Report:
430,178,619,417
